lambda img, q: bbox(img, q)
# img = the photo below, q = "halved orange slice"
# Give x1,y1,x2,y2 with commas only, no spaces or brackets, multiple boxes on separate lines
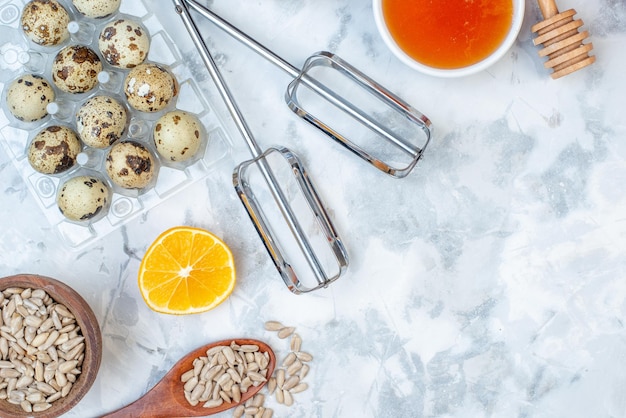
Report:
138,226,236,315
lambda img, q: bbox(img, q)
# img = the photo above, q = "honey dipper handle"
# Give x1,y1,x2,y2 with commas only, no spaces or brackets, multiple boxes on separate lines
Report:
537,0,559,18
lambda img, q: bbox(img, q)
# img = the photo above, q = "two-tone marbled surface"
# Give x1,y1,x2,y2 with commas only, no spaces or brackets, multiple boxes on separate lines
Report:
1,0,625,417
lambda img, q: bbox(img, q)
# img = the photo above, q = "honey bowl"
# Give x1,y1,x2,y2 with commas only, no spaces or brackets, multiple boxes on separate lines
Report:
373,0,525,77
0,274,102,418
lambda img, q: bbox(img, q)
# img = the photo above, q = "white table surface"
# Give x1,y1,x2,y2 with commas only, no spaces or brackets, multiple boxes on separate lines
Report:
1,0,625,417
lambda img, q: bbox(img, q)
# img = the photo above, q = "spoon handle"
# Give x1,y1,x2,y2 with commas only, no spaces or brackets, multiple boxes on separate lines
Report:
537,0,559,18
100,375,183,418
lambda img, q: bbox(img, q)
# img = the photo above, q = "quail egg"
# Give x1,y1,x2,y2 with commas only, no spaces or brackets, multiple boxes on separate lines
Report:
5,74,55,122
154,110,204,163
76,96,127,149
28,126,82,175
52,45,102,94
124,64,177,113
21,0,70,47
57,175,110,222
106,141,157,189
99,19,150,69
72,0,121,19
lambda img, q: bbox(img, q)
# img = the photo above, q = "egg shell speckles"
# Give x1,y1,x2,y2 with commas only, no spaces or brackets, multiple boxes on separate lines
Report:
21,0,70,46
6,74,55,122
72,0,121,19
76,96,127,149
52,45,103,94
106,141,156,189
124,64,178,113
99,19,150,69
57,176,110,221
28,126,82,175
154,111,203,162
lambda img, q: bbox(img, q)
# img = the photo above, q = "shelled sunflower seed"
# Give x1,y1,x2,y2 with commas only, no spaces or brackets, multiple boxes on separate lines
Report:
0,287,85,413
235,321,314,417
181,341,271,409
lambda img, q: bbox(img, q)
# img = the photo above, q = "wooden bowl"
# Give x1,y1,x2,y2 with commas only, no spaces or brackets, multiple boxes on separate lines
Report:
0,274,102,418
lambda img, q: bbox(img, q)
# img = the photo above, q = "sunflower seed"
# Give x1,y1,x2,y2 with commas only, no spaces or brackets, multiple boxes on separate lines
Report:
245,406,259,415
252,393,265,407
222,346,236,364
233,404,245,418
180,369,195,383
282,352,296,368
247,371,267,383
203,398,223,408
291,382,309,393
295,351,313,362
227,368,242,384
276,369,285,388
61,382,72,397
277,327,295,339
283,389,294,406
219,390,231,403
58,360,78,374
264,321,284,331
289,334,302,351
33,402,52,412
275,387,284,404
282,375,300,391
183,376,198,392
240,376,252,393
190,382,205,402
199,381,213,402
55,370,67,387
287,359,303,376
20,399,32,412
16,375,33,389
299,364,310,379
267,377,277,395
46,391,61,403
231,383,241,403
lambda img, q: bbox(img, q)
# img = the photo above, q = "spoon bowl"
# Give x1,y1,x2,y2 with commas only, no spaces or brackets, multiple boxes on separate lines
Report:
103,339,276,417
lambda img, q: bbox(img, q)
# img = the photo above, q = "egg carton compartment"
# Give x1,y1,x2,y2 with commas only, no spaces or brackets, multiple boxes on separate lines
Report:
0,0,234,249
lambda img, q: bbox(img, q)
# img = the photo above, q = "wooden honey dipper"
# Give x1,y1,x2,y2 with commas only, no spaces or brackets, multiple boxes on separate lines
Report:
531,0,595,79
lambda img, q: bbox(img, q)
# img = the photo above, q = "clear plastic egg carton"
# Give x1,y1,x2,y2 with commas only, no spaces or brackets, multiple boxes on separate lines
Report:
0,0,233,249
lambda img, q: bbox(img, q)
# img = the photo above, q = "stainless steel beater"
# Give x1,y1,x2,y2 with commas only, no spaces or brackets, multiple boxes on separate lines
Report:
184,0,433,178
173,0,349,294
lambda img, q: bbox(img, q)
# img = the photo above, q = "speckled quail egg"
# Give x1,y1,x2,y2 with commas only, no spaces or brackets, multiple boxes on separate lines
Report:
99,19,150,69
21,0,70,46
52,45,102,94
57,175,110,222
5,74,55,122
28,126,82,174
106,141,157,189
76,96,127,149
72,0,121,19
124,64,178,113
153,110,204,163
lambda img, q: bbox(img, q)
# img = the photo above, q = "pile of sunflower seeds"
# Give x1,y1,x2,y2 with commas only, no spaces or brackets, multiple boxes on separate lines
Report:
181,341,271,409
0,287,85,413
231,321,313,418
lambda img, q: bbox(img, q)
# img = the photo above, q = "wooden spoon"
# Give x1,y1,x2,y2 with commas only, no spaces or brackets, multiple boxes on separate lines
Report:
531,0,595,79
102,339,275,418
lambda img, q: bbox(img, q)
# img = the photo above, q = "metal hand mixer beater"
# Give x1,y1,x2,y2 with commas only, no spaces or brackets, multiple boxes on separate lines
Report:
183,0,433,179
173,0,433,293
174,0,347,294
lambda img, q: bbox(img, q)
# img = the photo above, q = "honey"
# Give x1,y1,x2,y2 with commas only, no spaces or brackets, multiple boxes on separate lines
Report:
382,0,513,69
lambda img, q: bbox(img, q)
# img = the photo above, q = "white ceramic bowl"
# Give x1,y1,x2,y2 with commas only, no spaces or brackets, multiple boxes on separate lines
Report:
372,0,525,77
